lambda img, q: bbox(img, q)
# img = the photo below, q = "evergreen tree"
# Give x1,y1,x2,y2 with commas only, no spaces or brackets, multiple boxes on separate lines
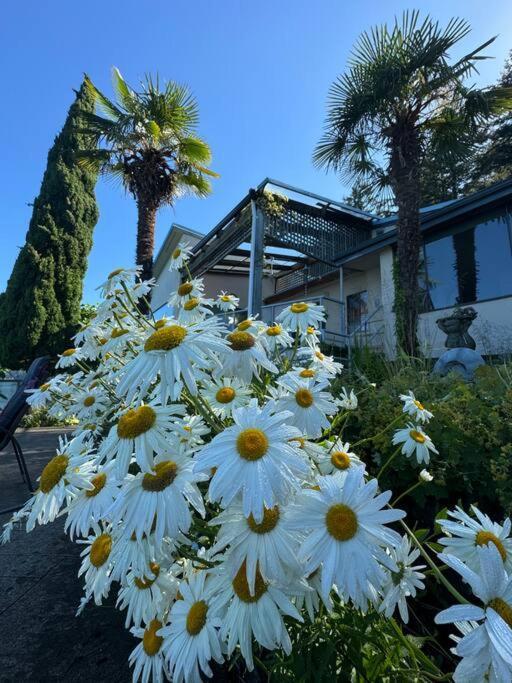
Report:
0,81,99,368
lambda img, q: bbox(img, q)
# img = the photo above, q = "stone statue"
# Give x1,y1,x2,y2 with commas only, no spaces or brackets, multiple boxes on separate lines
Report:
436,307,478,349
433,306,484,380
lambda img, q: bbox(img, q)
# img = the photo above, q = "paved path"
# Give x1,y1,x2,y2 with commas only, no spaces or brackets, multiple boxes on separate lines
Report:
0,429,132,682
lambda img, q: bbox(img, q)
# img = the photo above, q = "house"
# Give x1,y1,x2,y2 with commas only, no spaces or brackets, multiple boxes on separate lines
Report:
152,177,512,358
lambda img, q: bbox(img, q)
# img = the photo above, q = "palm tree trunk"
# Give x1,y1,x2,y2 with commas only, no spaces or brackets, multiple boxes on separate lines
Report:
135,199,157,303
389,121,421,356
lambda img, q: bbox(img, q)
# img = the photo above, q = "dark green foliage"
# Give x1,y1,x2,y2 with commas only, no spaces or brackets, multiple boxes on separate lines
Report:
0,82,99,368
266,597,442,681
341,360,512,523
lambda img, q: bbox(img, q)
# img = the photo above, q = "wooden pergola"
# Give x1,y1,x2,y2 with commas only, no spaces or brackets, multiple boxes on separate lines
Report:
188,178,374,316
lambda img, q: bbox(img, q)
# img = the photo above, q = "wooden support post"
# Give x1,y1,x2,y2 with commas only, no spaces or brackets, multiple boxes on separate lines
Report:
248,199,265,318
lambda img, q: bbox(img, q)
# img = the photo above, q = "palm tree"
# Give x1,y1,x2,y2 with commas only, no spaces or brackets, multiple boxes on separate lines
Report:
314,11,511,354
81,68,217,291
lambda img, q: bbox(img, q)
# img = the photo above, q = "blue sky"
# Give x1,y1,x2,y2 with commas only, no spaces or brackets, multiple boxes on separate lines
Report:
1,0,511,303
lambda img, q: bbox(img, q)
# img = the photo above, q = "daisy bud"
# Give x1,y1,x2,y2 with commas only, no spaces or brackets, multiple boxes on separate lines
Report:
419,469,433,483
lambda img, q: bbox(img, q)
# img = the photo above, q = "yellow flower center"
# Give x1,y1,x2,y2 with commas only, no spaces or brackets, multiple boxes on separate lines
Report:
331,451,351,470
475,530,507,561
143,619,163,656
186,600,208,635
266,325,282,336
98,337,108,345
228,331,255,351
409,429,426,444
134,562,160,589
83,396,96,407
247,506,280,534
220,295,232,302
89,533,112,567
236,428,269,461
315,351,325,361
40,383,50,392
62,348,76,357
144,325,187,351
488,598,512,628
413,399,425,410
108,268,124,278
306,326,316,334
232,561,267,603
117,406,156,439
237,320,252,331
40,454,69,493
183,297,200,311
300,368,315,378
142,461,178,492
295,388,314,408
86,472,107,498
154,319,167,329
290,302,309,314
215,386,236,404
178,282,194,296
111,327,128,339
172,248,182,259
325,504,358,541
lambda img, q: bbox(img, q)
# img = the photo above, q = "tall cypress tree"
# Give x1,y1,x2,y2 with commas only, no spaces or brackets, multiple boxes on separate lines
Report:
0,81,99,368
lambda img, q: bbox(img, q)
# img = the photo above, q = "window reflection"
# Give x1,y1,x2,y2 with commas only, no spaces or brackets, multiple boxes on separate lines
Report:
420,210,512,311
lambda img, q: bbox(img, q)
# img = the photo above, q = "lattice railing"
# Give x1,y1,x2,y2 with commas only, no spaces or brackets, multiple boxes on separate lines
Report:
275,261,337,294
264,198,370,265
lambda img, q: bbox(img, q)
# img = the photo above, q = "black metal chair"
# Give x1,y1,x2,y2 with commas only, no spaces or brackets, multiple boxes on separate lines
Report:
0,356,51,515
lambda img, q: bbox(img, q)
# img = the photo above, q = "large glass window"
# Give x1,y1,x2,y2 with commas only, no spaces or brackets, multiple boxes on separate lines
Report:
420,209,512,311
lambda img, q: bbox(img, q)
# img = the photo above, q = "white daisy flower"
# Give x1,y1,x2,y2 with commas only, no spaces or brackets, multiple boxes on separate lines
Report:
56,347,83,368
336,387,358,410
210,500,303,592
288,365,326,382
129,619,167,683
117,560,179,628
110,532,182,583
399,390,433,424
261,324,293,352
287,469,405,605
202,376,251,419
438,506,512,574
97,401,186,477
436,544,512,683
115,318,227,403
168,278,205,308
98,266,141,297
378,535,426,623
392,423,438,465
173,414,210,448
294,568,333,623
78,525,116,605
100,325,140,356
194,401,307,522
273,374,337,438
132,278,155,301
221,329,277,383
68,388,109,422
316,440,365,477
216,291,239,311
169,240,193,271
25,376,64,408
26,435,95,531
419,468,433,482
299,346,343,377
176,295,214,323
276,301,325,332
210,562,302,672
108,446,207,544
160,571,224,682
65,463,120,539
301,325,321,347
235,316,266,335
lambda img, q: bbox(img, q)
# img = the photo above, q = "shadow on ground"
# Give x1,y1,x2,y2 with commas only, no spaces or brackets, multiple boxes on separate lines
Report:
0,428,132,682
